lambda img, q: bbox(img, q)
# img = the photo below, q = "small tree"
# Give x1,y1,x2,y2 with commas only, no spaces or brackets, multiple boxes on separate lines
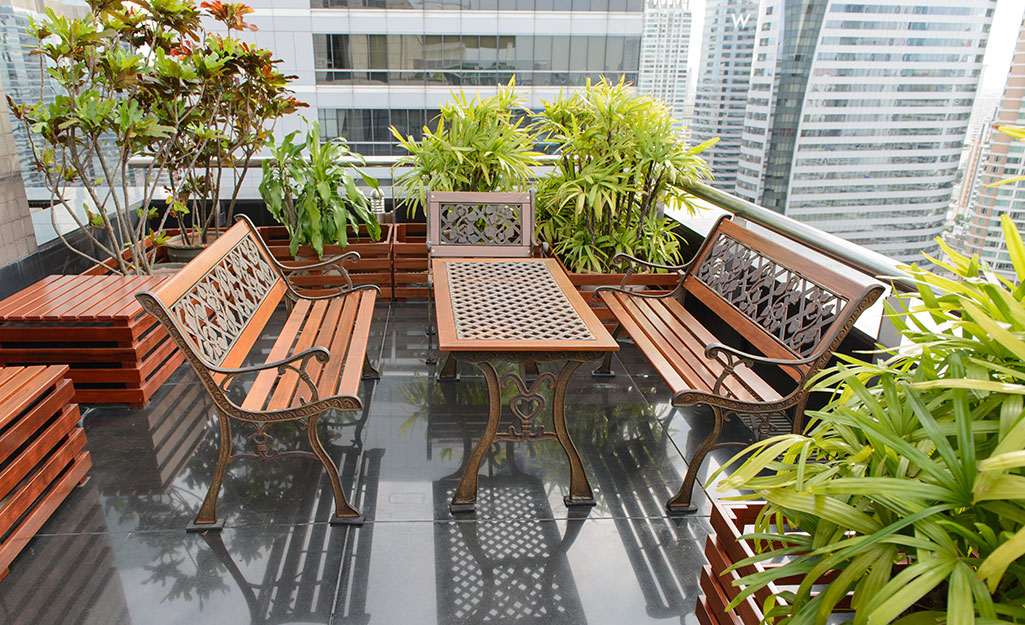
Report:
8,0,300,274
259,120,380,258
159,1,304,248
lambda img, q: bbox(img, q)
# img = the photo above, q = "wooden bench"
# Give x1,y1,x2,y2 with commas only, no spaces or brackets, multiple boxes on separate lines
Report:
135,216,379,531
597,216,884,512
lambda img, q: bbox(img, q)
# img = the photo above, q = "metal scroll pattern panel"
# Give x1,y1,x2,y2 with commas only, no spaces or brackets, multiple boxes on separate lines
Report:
440,203,523,246
693,233,846,357
170,236,279,364
447,261,594,342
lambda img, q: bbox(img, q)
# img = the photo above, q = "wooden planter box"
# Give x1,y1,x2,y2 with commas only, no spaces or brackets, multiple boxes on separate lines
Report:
0,275,185,407
392,223,429,300
258,225,393,299
702,500,853,625
551,255,680,332
0,365,91,581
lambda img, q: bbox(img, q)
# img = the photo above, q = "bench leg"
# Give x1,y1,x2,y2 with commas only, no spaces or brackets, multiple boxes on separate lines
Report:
189,410,231,532
307,412,363,525
666,405,725,515
362,355,380,380
591,326,620,377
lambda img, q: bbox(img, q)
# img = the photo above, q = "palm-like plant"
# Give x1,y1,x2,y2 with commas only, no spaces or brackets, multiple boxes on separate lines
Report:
534,78,714,273
390,78,541,217
712,216,1025,625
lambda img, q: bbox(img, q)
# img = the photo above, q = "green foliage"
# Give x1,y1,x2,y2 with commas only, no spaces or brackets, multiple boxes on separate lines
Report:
259,121,380,258
8,0,299,273
160,1,303,246
713,216,1025,625
391,78,541,217
533,77,714,273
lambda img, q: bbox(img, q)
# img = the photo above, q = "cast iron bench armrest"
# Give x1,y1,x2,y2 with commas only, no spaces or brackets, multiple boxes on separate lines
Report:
589,253,692,299
703,342,826,395
272,251,360,289
592,252,692,300
209,346,330,400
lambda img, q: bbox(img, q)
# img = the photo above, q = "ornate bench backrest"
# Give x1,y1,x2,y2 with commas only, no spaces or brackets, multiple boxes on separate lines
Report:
427,191,535,258
136,217,288,374
682,216,885,382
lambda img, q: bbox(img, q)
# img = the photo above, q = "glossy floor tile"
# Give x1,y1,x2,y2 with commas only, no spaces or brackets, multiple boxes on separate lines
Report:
0,303,757,625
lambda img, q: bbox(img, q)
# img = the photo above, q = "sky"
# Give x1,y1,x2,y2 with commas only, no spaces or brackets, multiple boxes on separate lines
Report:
685,0,1025,102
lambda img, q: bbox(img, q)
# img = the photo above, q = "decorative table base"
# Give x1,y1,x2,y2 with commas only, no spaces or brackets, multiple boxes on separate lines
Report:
449,352,599,513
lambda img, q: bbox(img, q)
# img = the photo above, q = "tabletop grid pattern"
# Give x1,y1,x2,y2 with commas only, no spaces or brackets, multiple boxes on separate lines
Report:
447,261,595,342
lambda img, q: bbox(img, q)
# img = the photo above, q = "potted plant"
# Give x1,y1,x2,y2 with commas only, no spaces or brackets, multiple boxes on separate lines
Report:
389,79,540,299
259,120,388,294
157,1,303,261
533,78,714,317
707,218,1025,625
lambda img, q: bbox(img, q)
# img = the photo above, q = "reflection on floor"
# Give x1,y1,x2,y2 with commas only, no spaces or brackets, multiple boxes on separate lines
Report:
0,303,756,625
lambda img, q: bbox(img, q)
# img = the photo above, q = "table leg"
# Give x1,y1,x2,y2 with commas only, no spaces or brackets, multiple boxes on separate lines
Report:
551,360,595,506
450,360,502,512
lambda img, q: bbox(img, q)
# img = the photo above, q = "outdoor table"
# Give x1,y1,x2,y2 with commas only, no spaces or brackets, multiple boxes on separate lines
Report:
431,257,619,512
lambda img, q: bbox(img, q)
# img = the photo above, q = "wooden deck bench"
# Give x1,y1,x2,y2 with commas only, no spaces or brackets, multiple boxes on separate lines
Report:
597,216,885,512
135,216,379,531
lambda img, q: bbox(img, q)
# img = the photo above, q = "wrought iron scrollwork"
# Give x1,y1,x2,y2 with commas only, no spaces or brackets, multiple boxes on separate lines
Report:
694,234,847,357
439,202,523,246
169,236,279,364
498,372,558,442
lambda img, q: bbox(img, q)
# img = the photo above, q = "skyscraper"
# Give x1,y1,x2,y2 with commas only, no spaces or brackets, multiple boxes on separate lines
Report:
690,0,758,193
734,0,993,264
638,0,692,126
241,2,645,159
963,11,1025,277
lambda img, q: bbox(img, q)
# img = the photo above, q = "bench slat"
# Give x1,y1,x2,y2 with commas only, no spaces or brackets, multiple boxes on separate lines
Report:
295,297,347,405
656,298,783,401
313,295,361,401
615,294,776,404
338,290,376,398
265,301,329,410
240,298,311,412
601,292,688,393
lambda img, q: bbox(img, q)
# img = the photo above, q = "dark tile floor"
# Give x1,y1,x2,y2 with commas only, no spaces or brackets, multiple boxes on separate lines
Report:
0,303,756,625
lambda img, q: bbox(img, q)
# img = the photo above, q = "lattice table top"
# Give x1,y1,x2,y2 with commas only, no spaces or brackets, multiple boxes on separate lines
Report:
432,258,618,352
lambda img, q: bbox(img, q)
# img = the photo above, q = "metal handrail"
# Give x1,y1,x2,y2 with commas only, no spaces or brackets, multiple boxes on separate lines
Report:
681,181,915,293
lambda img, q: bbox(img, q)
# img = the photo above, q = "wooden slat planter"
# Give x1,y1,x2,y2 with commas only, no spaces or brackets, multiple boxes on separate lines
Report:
258,224,393,298
0,365,91,581
551,255,680,332
0,275,185,407
392,223,428,300
701,500,853,625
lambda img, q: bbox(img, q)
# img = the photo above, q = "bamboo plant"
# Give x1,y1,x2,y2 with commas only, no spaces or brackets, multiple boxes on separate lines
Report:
390,78,541,218
712,216,1025,625
533,78,715,273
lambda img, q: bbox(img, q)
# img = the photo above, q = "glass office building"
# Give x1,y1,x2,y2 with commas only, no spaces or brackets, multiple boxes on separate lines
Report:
245,1,646,157
637,0,692,127
734,0,994,263
690,0,758,194
963,10,1025,278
